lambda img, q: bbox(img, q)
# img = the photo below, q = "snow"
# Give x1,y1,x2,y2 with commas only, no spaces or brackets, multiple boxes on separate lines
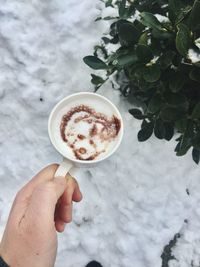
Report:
0,1,200,267
155,14,169,23
188,49,200,64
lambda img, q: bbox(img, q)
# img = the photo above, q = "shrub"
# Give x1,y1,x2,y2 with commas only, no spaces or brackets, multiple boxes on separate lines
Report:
83,0,200,164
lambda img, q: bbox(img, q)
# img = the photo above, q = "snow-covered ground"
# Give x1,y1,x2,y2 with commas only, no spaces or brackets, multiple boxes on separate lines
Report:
0,1,200,267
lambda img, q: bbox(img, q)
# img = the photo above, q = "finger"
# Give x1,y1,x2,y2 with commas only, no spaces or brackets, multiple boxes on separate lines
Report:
16,164,59,202
26,176,68,221
61,177,81,205
58,202,73,223
72,182,83,202
55,219,65,233
54,204,66,232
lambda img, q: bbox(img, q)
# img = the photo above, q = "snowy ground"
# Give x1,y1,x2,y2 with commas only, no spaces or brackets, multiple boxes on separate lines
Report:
0,1,200,267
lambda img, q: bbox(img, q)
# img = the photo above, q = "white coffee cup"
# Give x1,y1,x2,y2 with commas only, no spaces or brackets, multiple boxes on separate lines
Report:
48,92,123,177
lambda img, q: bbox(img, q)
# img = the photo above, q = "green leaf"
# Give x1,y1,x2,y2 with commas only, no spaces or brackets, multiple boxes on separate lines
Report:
117,22,140,46
188,0,200,31
138,32,148,45
164,123,174,141
160,106,185,121
91,74,105,85
192,134,200,150
148,94,162,113
129,109,144,120
83,56,108,70
119,0,126,17
136,44,153,63
117,54,138,66
169,72,186,92
175,119,188,133
191,102,200,119
143,65,161,83
192,148,200,164
176,23,191,57
105,0,113,7
189,68,200,82
102,37,111,44
158,51,176,70
95,17,102,22
164,92,188,110
169,0,183,24
176,6,192,25
103,16,118,20
154,119,165,139
152,29,173,40
138,121,154,141
176,122,193,156
140,12,163,31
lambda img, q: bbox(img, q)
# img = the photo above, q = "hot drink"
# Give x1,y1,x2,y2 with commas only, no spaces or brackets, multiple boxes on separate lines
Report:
59,104,121,161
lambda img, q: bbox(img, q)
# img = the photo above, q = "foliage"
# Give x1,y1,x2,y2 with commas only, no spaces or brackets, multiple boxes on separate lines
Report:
83,0,200,164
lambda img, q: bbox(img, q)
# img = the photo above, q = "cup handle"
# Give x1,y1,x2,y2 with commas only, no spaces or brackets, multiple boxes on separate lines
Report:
54,158,73,178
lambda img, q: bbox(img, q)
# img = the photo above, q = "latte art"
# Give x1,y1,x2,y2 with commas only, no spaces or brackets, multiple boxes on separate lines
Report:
60,105,121,161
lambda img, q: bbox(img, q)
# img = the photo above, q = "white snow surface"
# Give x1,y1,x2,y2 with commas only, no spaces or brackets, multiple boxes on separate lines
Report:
0,1,200,267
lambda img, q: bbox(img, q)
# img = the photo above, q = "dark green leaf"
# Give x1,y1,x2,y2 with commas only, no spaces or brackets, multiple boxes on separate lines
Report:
192,148,200,164
119,0,126,17
110,21,117,37
192,134,200,150
164,92,188,110
164,123,174,141
140,12,163,31
154,119,165,139
83,56,108,70
103,16,118,20
191,102,200,119
136,44,153,63
105,0,113,7
189,68,200,82
169,0,183,24
102,37,111,44
95,17,102,22
117,54,138,66
176,23,191,57
91,74,105,85
175,140,181,152
160,106,185,121
141,119,148,129
169,72,186,92
143,65,161,83
117,22,140,46
138,121,154,141
158,51,176,69
188,0,200,31
148,94,162,113
176,121,193,156
152,29,173,40
175,119,188,133
129,108,144,120
175,5,192,25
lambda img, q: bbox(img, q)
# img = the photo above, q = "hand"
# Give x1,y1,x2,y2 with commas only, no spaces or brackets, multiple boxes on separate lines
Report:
0,164,82,267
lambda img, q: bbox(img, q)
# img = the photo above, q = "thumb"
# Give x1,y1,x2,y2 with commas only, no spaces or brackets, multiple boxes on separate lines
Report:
27,176,68,220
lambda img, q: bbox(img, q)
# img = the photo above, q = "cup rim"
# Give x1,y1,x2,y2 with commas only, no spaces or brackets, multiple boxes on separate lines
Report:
48,92,124,164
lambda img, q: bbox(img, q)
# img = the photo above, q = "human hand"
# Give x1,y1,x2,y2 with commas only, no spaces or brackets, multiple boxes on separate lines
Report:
0,164,82,267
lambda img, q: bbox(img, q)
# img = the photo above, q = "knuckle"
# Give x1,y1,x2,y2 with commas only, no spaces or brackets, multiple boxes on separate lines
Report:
48,163,59,172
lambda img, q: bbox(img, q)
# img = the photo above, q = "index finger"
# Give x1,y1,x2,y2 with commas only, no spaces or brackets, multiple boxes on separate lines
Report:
17,164,59,201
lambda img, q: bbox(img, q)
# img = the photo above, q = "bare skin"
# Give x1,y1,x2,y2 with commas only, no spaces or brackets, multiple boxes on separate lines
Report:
0,164,82,267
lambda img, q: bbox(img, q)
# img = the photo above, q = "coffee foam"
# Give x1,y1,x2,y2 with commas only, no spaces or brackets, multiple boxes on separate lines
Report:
53,97,121,161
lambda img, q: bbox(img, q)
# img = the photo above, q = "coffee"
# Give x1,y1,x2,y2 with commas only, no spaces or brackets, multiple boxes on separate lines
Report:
59,104,121,161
